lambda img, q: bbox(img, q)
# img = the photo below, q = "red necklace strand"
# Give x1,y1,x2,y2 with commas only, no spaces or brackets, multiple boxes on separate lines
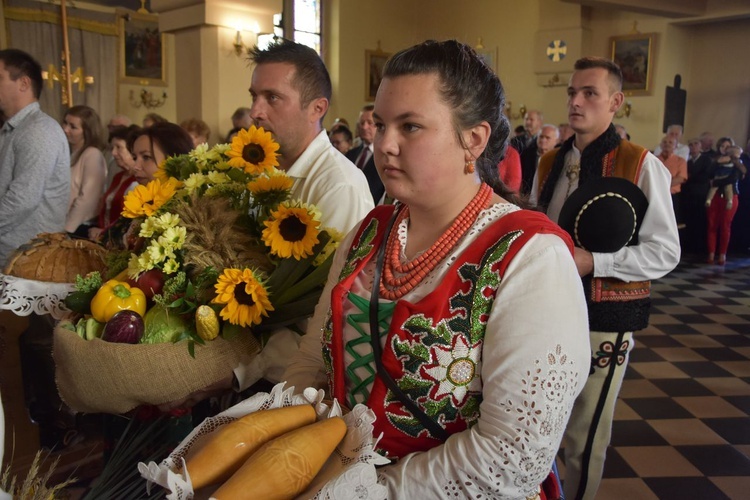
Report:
379,183,493,300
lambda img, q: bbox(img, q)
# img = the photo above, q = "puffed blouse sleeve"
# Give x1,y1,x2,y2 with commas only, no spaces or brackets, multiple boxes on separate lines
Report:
282,225,359,391
378,233,591,499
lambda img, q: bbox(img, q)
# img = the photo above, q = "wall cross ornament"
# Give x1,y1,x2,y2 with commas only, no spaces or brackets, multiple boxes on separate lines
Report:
546,40,567,62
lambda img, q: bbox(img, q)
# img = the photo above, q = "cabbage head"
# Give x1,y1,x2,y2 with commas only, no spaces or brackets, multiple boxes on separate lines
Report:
140,305,190,344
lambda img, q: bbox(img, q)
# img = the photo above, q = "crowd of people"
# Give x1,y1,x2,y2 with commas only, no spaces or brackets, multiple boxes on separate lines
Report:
0,37,747,500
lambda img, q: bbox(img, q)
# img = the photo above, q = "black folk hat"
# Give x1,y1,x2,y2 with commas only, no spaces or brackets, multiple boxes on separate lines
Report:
558,177,649,253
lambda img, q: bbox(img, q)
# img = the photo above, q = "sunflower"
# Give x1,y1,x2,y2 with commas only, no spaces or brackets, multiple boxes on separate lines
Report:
122,178,181,218
247,169,294,207
262,201,321,260
226,126,280,174
153,159,170,182
213,268,274,327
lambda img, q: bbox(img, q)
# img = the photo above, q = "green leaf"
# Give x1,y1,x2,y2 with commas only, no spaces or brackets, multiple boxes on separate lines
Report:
254,289,322,332
272,251,333,305
226,167,248,183
222,322,248,340
268,238,329,299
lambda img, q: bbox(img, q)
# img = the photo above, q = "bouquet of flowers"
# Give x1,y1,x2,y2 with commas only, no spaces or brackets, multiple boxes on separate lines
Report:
54,127,341,414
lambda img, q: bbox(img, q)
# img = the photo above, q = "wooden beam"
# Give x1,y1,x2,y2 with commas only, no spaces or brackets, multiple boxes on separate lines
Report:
561,0,707,18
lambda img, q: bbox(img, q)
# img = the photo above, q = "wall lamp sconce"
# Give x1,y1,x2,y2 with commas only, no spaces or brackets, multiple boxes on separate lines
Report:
130,88,167,109
505,101,527,120
233,30,248,56
614,101,632,119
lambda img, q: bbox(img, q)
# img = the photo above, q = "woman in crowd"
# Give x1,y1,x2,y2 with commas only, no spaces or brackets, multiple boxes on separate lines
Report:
180,118,211,147
62,105,107,237
88,125,140,241
283,40,589,498
706,136,746,264
128,122,194,185
142,112,168,128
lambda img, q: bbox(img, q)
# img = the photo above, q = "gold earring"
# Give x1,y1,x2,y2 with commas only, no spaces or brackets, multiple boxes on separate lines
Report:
464,160,475,174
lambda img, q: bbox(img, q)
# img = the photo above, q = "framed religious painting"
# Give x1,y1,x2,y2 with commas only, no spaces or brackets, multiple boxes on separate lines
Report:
118,12,167,86
610,33,655,95
365,49,391,101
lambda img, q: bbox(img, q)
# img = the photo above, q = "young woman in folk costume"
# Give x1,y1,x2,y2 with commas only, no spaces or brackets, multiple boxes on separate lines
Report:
283,40,590,499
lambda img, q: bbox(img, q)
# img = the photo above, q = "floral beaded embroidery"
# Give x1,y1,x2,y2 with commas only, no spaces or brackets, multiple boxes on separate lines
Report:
339,217,379,281
382,230,523,438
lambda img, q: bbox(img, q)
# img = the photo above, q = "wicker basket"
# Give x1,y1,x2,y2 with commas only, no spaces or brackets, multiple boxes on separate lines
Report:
54,324,261,414
3,233,108,283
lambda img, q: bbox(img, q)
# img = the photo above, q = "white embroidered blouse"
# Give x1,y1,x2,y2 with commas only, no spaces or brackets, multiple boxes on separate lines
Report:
283,202,591,498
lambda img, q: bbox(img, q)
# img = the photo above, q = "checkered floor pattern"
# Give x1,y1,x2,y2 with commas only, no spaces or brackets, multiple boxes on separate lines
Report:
561,255,750,499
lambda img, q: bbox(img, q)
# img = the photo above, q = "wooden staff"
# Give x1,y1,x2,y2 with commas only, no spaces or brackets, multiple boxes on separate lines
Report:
60,0,73,106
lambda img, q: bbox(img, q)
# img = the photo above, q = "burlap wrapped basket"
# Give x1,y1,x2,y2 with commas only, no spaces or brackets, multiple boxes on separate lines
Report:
3,233,108,283
53,324,261,414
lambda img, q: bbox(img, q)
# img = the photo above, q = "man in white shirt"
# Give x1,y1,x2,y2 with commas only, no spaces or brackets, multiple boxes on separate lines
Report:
653,124,690,160
247,40,373,234
240,40,374,389
531,56,680,500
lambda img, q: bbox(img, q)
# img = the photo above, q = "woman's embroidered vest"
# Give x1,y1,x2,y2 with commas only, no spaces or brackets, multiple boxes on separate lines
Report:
322,204,572,459
538,140,652,332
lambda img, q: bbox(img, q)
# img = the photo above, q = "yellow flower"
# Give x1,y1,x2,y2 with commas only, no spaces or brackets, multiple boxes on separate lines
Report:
247,169,293,195
163,258,180,275
154,160,170,182
122,178,180,218
314,227,344,266
262,201,321,260
226,126,280,174
207,171,231,184
213,268,274,327
183,173,207,193
158,225,187,249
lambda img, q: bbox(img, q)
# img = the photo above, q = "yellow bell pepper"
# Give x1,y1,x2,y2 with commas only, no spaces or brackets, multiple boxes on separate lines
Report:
90,279,147,323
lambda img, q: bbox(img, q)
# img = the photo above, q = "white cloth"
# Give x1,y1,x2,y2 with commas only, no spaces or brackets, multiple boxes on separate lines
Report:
284,203,591,498
286,130,374,235
233,130,373,390
0,273,74,319
530,148,681,282
654,141,689,161
66,146,107,232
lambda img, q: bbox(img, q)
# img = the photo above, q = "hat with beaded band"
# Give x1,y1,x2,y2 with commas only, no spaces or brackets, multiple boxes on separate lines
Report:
558,177,649,253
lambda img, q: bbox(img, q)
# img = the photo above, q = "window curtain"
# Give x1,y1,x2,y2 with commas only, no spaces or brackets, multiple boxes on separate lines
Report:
5,0,118,124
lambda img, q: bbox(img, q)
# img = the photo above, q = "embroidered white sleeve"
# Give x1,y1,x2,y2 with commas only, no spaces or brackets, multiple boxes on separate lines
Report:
377,235,590,499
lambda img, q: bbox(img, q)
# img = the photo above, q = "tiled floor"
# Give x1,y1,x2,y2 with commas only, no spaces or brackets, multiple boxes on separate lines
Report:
579,255,750,500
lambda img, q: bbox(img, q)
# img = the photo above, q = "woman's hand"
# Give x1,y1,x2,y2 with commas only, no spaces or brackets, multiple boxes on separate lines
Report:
88,227,103,241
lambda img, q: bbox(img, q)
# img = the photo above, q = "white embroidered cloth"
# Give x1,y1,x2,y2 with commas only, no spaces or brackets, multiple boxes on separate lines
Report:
138,383,389,500
0,273,73,319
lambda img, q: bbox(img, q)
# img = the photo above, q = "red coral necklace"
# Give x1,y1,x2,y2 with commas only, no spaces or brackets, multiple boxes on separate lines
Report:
379,183,493,300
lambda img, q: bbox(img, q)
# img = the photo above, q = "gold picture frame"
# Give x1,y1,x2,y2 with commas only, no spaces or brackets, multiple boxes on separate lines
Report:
365,50,390,101
118,12,167,86
610,33,655,96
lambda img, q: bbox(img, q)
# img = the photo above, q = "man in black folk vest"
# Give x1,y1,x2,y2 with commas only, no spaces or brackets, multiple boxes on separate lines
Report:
530,57,680,500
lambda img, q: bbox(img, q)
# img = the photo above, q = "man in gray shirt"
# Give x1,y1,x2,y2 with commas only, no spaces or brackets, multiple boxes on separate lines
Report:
0,49,69,267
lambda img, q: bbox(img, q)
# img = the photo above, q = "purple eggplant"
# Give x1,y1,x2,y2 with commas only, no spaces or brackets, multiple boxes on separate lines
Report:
102,310,145,344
